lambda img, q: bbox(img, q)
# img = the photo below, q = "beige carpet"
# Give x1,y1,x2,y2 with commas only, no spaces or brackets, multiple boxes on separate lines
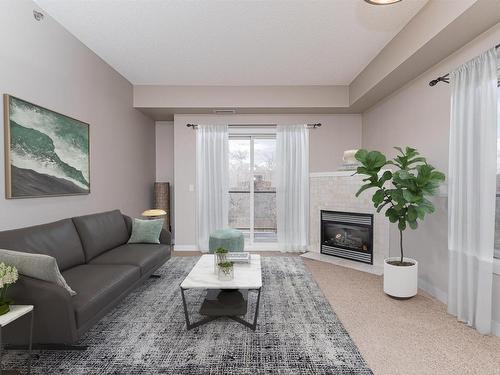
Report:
173,251,500,374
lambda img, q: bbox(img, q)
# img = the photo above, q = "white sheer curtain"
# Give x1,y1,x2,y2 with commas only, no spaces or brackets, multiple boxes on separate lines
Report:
276,124,309,252
196,124,229,252
448,47,498,334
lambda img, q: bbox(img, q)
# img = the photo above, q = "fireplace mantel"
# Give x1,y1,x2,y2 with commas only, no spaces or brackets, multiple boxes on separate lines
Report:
310,171,357,177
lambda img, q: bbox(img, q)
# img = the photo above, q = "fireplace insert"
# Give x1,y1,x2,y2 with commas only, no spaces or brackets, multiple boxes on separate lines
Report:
320,210,373,264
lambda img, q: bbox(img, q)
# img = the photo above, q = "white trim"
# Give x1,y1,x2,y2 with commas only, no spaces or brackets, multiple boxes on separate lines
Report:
493,258,500,275
418,277,448,304
310,169,390,178
174,244,280,252
310,171,356,178
174,244,199,251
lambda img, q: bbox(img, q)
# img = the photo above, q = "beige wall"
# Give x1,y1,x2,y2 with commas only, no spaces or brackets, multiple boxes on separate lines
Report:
362,22,500,327
173,114,362,247
155,121,174,183
0,0,155,230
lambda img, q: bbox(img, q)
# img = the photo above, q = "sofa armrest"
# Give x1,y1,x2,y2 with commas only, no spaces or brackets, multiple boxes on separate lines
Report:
159,228,172,246
5,275,78,344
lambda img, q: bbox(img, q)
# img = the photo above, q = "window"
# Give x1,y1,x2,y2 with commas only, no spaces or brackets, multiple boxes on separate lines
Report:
495,81,500,259
228,134,277,247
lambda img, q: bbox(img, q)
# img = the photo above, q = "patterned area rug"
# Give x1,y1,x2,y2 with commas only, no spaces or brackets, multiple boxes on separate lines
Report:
5,257,372,374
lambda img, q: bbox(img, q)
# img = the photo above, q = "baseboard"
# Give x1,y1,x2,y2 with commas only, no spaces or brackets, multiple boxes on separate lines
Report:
418,278,500,337
174,245,199,251
418,277,447,304
173,244,280,252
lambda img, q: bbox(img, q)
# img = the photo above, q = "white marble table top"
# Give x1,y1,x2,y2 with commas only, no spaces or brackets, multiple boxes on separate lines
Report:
0,305,33,327
181,254,262,290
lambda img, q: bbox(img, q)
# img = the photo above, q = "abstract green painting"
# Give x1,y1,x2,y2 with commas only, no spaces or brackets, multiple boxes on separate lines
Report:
4,95,90,198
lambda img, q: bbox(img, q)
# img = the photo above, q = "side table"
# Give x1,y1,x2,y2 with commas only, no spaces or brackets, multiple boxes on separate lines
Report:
0,306,33,375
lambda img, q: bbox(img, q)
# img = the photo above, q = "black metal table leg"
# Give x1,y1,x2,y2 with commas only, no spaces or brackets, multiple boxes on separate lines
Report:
227,288,261,331
1,325,3,375
0,309,34,375
181,287,262,331
27,310,33,375
181,288,218,330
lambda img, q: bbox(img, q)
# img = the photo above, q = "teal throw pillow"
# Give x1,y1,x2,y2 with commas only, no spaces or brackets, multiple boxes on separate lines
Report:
128,218,164,244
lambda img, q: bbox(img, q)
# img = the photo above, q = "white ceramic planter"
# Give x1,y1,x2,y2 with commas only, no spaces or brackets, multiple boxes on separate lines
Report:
383,257,418,298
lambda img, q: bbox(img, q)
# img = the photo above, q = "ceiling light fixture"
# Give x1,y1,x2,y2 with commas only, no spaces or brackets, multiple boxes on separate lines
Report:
364,0,402,5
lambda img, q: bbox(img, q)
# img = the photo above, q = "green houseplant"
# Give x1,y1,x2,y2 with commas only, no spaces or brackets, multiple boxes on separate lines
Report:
214,247,229,273
0,262,18,315
354,147,445,297
217,261,234,281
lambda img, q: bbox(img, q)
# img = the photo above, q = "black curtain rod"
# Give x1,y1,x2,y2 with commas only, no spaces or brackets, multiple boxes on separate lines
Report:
429,44,499,86
186,123,322,129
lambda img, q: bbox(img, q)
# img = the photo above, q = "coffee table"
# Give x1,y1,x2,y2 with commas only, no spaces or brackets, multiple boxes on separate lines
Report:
0,305,33,375
180,254,262,331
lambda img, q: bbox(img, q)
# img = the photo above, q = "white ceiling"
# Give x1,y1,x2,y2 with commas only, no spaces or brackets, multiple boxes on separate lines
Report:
35,0,428,86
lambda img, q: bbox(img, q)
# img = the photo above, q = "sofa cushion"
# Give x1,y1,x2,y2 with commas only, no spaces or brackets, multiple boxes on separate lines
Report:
72,210,129,262
89,244,170,275
124,215,172,245
0,219,85,271
128,218,164,244
62,264,140,327
0,249,76,295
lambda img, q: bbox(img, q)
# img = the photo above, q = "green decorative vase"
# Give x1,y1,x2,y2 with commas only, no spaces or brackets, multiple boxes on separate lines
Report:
0,302,11,316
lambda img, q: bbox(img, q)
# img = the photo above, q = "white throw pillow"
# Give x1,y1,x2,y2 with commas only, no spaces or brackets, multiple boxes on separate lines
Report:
0,249,76,296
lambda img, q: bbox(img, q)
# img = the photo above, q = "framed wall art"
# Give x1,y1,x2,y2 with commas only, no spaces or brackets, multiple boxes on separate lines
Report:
4,95,90,198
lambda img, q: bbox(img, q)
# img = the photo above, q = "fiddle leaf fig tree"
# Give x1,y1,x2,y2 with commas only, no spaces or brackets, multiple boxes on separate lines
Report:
354,147,445,265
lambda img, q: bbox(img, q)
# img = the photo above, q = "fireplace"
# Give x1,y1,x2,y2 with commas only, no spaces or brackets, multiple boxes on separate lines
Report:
320,210,373,264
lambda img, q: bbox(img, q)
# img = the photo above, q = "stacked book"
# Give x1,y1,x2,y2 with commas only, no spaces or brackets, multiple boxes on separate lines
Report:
226,252,251,263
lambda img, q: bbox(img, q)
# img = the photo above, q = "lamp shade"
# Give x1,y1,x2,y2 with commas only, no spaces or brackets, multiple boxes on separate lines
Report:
142,209,167,217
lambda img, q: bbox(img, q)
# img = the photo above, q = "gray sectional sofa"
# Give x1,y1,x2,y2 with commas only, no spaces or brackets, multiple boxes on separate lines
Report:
0,210,171,345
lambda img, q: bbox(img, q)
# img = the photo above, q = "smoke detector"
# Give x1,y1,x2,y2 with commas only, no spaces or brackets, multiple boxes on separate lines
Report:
33,10,44,21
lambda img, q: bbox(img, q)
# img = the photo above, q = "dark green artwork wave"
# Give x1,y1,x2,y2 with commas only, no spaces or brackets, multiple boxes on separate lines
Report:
10,121,90,188
11,98,89,156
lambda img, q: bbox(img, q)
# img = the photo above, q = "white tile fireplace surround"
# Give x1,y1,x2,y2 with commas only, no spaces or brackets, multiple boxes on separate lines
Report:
302,171,390,275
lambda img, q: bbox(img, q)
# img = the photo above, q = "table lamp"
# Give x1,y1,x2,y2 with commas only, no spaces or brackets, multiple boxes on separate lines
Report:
141,209,167,220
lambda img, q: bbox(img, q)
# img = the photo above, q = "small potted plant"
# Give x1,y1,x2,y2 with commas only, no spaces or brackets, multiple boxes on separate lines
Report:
0,262,18,315
217,261,234,281
354,147,445,298
214,247,228,273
